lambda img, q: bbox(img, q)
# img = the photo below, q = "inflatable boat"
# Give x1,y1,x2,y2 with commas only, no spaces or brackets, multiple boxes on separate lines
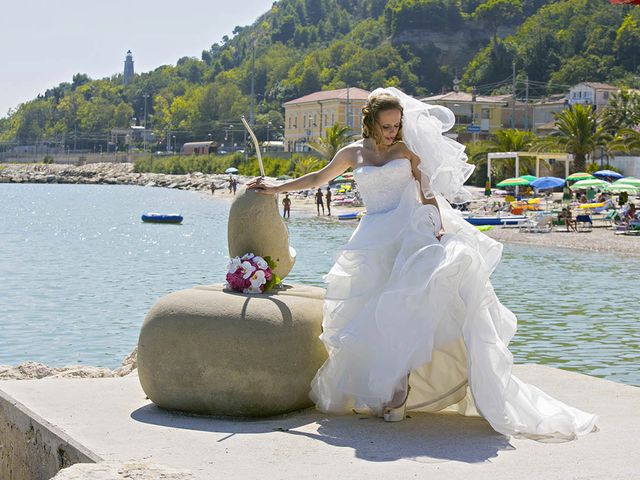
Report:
141,213,183,224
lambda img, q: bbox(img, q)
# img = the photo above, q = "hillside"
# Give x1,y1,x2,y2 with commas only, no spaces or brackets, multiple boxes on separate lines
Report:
0,0,637,151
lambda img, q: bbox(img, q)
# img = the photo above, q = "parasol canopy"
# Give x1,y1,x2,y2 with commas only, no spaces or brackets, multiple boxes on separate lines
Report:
566,172,594,181
496,177,530,187
530,176,565,190
570,179,610,190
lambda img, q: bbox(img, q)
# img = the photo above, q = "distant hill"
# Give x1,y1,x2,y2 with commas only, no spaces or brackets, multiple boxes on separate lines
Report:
1,0,637,150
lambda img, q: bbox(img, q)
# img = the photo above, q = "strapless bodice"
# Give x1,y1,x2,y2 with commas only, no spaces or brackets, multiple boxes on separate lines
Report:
353,158,414,214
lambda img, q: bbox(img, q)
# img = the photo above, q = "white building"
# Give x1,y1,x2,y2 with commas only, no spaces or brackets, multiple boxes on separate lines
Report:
567,82,619,110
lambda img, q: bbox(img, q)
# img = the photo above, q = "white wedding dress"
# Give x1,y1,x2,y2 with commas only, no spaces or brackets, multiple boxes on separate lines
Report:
309,157,598,440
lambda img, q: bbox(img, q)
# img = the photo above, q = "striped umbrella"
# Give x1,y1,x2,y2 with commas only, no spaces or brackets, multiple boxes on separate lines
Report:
613,177,640,187
566,172,594,181
570,179,610,190
604,184,639,193
496,177,530,187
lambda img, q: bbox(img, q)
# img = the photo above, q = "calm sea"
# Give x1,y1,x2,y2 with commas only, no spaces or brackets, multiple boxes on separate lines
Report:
1,183,638,386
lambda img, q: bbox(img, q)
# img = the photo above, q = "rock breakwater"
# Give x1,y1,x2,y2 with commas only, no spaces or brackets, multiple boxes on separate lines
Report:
0,162,239,193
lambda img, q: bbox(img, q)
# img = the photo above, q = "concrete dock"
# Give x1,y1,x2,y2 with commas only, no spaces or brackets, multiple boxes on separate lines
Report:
1,364,639,479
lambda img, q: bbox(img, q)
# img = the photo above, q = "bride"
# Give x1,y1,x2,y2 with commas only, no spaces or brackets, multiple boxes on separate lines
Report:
247,88,597,440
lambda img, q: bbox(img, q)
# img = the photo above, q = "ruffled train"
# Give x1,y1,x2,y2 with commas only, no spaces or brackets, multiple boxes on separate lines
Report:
309,179,598,440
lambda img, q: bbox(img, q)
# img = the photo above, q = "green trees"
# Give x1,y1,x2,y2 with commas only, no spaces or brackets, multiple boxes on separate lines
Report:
1,0,638,155
473,0,523,43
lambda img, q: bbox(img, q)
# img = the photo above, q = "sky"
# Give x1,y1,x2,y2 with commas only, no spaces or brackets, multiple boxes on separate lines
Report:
0,0,275,117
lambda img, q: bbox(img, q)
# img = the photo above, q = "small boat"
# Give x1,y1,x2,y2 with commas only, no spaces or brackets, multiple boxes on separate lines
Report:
463,214,527,226
338,212,360,221
141,212,183,224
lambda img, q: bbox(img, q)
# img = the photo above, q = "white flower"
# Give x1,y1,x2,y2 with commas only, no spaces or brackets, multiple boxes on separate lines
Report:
249,269,266,289
240,261,256,279
228,256,242,273
244,285,262,294
253,256,268,270
241,252,255,261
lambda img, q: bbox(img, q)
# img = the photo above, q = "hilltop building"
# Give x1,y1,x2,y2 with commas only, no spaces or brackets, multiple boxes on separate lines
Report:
283,87,370,153
123,50,134,85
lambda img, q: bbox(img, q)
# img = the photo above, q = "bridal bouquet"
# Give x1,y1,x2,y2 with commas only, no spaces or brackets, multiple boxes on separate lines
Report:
226,253,280,294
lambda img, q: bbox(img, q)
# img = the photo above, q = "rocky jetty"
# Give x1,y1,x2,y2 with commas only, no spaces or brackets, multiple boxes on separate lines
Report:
0,162,237,193
0,346,138,380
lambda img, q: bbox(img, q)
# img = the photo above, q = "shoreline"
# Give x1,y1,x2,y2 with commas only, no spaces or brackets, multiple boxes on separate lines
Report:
2,162,637,257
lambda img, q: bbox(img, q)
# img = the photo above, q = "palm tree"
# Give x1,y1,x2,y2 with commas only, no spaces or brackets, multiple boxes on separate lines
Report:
601,90,640,134
609,127,640,154
468,128,538,180
534,104,609,172
293,157,325,177
308,123,353,162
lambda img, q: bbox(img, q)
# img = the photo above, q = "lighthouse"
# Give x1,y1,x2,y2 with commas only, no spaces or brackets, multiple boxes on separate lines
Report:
123,50,134,85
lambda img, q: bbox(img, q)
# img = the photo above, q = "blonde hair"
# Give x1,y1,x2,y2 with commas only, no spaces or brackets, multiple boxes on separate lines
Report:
362,93,403,145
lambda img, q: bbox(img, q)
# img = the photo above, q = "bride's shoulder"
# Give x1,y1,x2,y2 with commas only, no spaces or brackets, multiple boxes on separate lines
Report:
392,141,417,159
335,140,363,163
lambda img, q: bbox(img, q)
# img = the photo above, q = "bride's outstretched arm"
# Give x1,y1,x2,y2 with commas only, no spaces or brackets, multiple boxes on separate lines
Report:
247,148,353,195
407,149,445,240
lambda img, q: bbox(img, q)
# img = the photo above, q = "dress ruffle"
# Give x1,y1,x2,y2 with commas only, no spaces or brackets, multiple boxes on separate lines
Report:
310,161,598,440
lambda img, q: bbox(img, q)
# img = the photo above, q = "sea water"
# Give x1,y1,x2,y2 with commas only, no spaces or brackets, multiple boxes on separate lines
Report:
1,183,638,387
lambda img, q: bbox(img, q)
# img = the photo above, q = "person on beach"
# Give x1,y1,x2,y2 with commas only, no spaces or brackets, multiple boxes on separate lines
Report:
315,188,325,215
282,193,291,218
210,182,216,195
247,87,597,439
562,207,578,232
325,186,332,216
228,176,233,194
232,178,238,195
623,203,637,223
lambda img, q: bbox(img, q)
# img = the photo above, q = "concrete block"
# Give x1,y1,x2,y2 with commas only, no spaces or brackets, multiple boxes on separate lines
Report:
137,284,326,417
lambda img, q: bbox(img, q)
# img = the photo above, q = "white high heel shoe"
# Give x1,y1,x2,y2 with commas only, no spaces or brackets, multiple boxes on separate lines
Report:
383,379,411,422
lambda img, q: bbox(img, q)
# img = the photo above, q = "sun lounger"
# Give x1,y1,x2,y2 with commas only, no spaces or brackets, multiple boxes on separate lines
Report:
575,214,593,232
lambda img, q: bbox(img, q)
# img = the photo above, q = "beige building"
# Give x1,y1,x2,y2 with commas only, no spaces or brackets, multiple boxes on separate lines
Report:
420,91,510,136
282,87,370,152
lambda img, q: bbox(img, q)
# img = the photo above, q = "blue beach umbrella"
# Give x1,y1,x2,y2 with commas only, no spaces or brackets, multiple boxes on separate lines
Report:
593,169,623,180
529,176,565,190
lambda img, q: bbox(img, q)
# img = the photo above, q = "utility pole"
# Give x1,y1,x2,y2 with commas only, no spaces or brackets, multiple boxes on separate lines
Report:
511,61,516,129
524,76,529,131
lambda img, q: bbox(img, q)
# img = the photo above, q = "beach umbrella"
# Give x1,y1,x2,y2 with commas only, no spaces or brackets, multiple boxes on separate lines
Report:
520,175,537,182
603,184,639,193
593,169,623,180
613,177,640,187
496,177,530,187
225,167,239,174
530,176,565,190
570,179,610,190
566,172,594,181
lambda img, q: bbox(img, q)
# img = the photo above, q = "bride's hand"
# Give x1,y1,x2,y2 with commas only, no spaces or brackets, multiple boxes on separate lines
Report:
436,228,445,241
246,176,280,195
